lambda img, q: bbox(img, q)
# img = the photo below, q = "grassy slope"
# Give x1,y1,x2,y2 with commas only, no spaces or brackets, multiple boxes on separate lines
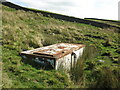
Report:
2,4,120,88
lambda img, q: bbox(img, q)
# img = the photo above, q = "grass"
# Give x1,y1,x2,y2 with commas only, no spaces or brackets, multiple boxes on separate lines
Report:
2,4,120,88
91,67,120,88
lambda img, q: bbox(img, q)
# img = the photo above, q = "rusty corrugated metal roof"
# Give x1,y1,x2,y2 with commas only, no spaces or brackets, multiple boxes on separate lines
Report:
21,43,85,59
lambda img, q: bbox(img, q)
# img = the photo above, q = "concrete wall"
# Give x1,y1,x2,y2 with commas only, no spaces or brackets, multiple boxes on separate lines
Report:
21,47,84,70
73,47,84,60
55,54,71,70
21,54,55,69
55,47,84,71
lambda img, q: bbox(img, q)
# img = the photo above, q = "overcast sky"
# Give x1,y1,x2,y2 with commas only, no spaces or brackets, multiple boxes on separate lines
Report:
6,0,119,20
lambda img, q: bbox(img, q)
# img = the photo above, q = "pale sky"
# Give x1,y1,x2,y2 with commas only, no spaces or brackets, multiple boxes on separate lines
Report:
6,0,119,20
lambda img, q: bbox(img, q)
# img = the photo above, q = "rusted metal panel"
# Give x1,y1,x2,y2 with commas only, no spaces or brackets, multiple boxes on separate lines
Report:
28,43,85,59
21,43,85,59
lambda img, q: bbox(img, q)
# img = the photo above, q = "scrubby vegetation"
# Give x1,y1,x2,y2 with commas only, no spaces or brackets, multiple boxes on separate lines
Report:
1,4,120,88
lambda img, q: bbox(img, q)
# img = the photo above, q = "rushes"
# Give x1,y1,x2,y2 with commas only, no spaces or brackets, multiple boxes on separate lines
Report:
91,67,120,88
70,45,120,88
70,57,85,87
70,45,98,88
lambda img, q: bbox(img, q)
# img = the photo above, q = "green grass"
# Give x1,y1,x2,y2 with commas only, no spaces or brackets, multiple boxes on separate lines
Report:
2,4,120,88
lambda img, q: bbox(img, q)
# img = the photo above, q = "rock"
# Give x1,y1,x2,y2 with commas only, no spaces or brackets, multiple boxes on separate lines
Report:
97,60,105,63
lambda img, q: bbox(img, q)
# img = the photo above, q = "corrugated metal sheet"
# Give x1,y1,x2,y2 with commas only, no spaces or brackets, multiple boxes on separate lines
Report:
21,43,85,59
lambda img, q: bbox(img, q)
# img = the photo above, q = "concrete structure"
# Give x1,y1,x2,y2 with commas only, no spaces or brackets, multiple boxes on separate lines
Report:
21,43,85,70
